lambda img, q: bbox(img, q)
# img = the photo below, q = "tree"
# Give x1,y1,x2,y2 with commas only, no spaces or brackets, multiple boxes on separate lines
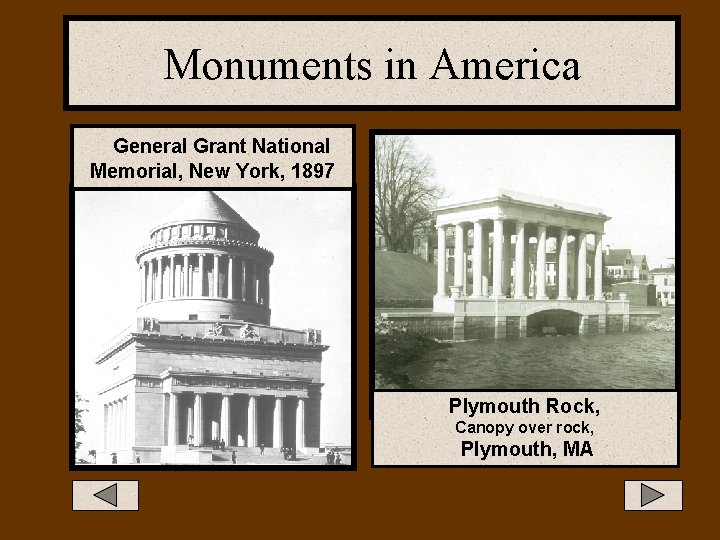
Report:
75,391,88,459
375,135,442,253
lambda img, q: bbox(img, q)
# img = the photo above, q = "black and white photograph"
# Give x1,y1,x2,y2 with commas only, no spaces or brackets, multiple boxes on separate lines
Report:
74,190,352,466
374,132,677,390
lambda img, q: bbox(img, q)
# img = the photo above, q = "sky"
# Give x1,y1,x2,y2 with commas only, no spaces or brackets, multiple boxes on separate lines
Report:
74,190,352,451
409,134,676,270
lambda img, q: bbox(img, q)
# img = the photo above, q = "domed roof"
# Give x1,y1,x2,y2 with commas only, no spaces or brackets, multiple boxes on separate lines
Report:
158,191,257,233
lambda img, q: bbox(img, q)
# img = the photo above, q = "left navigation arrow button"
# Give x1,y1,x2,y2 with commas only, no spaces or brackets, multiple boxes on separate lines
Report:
93,483,118,507
73,481,139,511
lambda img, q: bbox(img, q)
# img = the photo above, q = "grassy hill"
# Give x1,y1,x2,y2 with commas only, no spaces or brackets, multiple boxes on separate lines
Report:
375,250,452,299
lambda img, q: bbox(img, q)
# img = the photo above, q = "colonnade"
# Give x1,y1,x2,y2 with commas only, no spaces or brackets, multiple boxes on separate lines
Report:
436,220,603,300
139,253,269,306
104,397,129,450
166,392,306,449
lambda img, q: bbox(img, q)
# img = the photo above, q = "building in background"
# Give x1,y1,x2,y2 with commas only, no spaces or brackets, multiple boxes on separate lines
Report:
632,254,650,283
604,248,634,281
604,248,650,284
650,264,676,306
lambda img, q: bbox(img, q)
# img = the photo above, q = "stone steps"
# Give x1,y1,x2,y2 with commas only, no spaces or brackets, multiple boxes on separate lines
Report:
208,447,282,460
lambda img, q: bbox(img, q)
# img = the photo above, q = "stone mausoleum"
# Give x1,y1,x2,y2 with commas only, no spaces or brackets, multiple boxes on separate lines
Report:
95,192,327,464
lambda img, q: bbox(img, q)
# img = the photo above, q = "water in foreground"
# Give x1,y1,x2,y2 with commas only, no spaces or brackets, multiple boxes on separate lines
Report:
394,330,675,389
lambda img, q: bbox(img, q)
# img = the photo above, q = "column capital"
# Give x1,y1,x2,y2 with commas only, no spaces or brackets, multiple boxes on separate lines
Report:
435,223,448,231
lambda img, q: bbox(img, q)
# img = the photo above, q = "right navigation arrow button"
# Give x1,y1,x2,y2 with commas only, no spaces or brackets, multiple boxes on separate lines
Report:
640,483,665,507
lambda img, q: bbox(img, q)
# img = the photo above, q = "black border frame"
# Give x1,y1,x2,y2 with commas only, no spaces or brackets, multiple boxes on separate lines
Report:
369,128,680,468
63,15,681,111
69,123,357,471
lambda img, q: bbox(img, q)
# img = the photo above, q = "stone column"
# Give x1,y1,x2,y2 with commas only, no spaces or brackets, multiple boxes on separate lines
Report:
594,233,603,300
214,254,220,298
436,225,447,297
492,219,504,298
525,230,531,296
198,254,205,296
472,221,483,297
514,221,527,299
250,261,258,304
273,397,283,448
116,401,121,448
241,260,247,301
145,262,151,302
139,265,145,303
295,398,305,449
257,263,264,304
577,231,587,300
107,402,114,448
112,401,118,449
120,398,126,448
146,263,152,302
265,267,270,307
157,256,164,299
220,395,230,446
503,230,512,296
183,254,190,297
103,404,109,450
112,401,119,449
168,393,178,446
558,227,569,300
481,226,490,296
536,224,547,300
228,256,234,299
120,399,125,448
193,394,204,446
454,223,465,290
262,266,269,305
169,255,175,298
113,402,119,449
186,401,194,443
250,261,257,303
122,397,128,448
149,261,155,301
247,396,257,447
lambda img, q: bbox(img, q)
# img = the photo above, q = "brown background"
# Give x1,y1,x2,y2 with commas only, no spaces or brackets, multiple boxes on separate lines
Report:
5,0,711,534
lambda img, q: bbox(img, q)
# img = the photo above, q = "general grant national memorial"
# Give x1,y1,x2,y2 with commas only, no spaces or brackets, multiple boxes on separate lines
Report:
91,192,328,464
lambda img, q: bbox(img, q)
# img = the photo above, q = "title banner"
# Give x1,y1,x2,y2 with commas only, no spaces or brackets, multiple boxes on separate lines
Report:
65,17,678,108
